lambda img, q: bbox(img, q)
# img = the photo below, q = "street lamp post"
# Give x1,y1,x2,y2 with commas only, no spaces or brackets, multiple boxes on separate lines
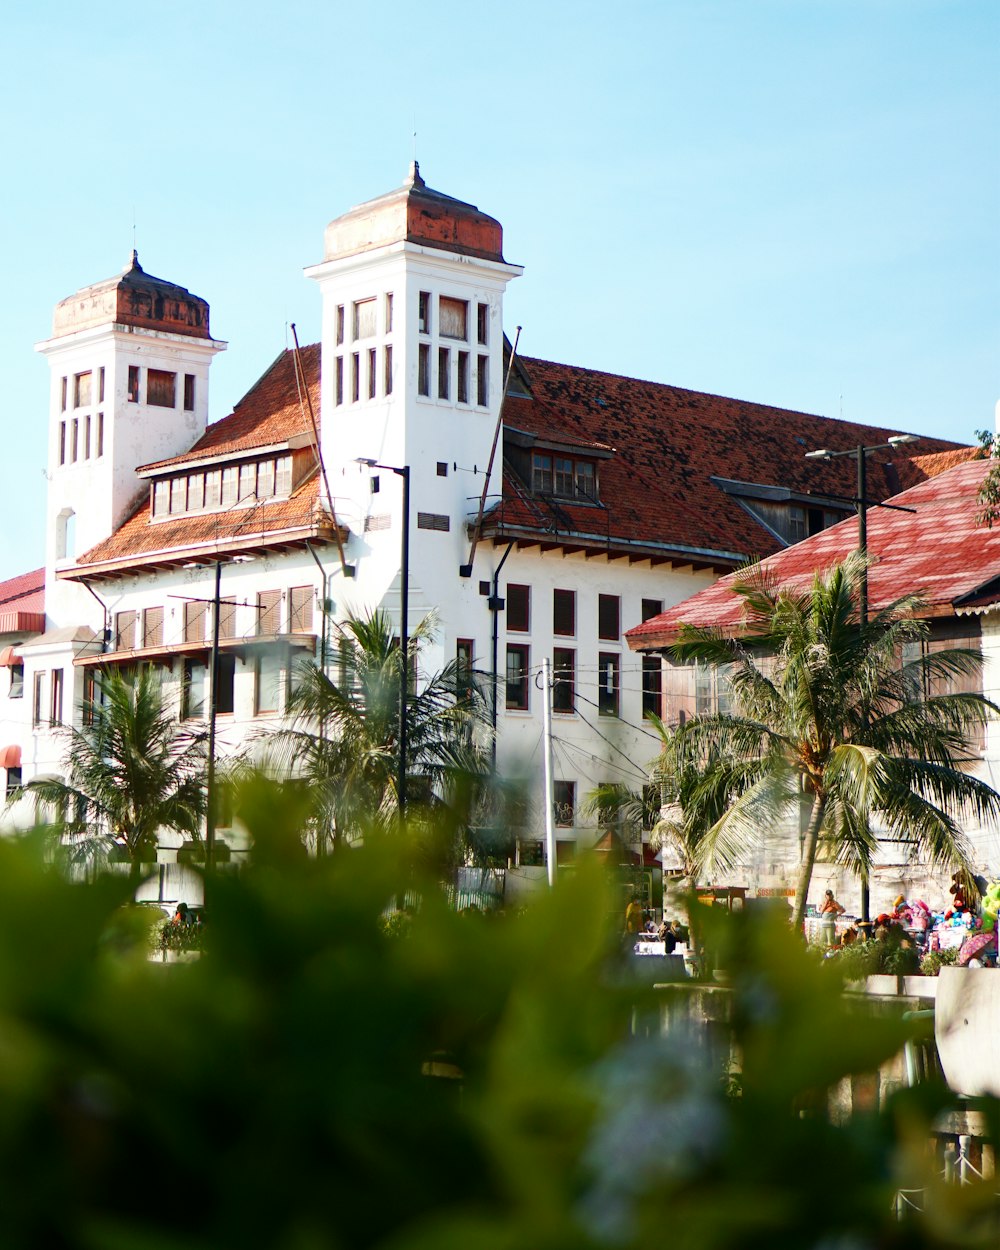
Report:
356,459,411,817
805,433,918,924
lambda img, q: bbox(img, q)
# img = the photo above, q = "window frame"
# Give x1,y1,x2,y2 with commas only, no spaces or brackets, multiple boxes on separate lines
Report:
505,644,530,711
506,584,530,633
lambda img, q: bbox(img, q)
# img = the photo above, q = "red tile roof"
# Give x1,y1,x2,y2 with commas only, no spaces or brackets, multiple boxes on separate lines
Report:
0,568,44,612
483,357,964,567
140,344,318,473
626,457,999,648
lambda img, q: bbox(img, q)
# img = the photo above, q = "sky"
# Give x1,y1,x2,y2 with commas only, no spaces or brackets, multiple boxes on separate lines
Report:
1,0,996,583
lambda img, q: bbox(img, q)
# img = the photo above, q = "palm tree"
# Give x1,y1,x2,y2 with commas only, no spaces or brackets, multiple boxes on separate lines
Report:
668,555,1000,928
277,609,493,852
26,666,208,882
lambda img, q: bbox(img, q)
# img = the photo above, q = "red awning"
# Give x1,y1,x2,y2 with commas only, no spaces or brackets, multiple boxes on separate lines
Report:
0,647,20,667
0,745,21,769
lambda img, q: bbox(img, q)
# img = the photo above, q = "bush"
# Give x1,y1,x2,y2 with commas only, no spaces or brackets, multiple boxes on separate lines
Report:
0,785,994,1248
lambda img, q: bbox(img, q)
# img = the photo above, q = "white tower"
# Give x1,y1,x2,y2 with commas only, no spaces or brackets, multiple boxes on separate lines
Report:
305,164,521,661
36,253,226,627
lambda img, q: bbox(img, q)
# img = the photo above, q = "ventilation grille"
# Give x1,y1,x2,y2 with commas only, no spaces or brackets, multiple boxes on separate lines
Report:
417,512,450,532
364,514,392,532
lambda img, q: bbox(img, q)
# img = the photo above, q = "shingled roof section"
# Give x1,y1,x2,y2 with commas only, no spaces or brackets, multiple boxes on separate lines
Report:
140,343,319,473
0,568,44,613
485,357,965,567
626,457,999,649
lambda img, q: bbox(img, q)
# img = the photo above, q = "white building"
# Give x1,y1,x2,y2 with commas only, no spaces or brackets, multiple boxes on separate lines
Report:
0,164,964,905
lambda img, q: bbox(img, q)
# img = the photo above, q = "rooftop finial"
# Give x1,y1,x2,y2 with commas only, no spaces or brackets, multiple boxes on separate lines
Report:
125,248,142,273
407,160,424,188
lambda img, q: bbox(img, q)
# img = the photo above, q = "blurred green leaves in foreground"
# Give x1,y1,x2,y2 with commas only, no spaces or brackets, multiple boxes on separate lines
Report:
0,777,997,1249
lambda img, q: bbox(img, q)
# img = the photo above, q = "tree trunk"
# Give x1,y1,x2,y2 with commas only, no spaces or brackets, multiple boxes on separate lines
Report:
791,792,827,931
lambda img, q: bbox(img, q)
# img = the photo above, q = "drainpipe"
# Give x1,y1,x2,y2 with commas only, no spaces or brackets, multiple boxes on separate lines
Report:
81,581,111,652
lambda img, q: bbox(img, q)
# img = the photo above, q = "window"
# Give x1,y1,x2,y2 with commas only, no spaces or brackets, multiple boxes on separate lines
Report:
215,653,236,716
188,473,205,511
506,644,530,711
5,767,22,801
184,374,195,411
290,586,313,633
115,610,137,651
74,371,92,408
257,590,281,635
351,354,360,403
275,456,292,496
642,598,663,623
477,355,488,407
127,366,140,403
205,471,222,509
385,292,394,333
9,663,23,699
418,344,430,396
143,606,164,648
418,291,431,334
96,411,104,457
257,460,275,499
336,305,345,346
182,659,207,719
477,302,488,345
553,589,575,637
170,476,187,513
238,462,256,501
152,480,169,517
598,653,620,717
99,367,105,402
59,422,66,466
553,648,575,713
457,352,469,404
532,454,552,494
553,780,575,827
642,654,662,719
84,415,91,459
438,347,450,400
71,420,78,463
335,356,344,406
384,344,393,396
598,594,620,641
221,466,237,506
60,377,67,411
554,457,574,496
218,598,237,640
32,672,44,726
367,348,377,400
440,297,468,340
255,651,282,714
353,298,376,339
147,369,176,408
507,584,530,633
184,601,207,644
456,639,474,697
50,668,64,725
575,462,596,500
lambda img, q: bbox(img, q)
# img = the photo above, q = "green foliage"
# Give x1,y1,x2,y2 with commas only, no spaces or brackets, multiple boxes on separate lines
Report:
974,428,1000,528
0,786,997,1247
920,945,960,977
670,555,1000,927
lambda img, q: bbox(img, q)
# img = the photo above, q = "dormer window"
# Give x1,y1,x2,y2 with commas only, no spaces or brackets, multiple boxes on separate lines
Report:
531,452,598,502
151,453,296,519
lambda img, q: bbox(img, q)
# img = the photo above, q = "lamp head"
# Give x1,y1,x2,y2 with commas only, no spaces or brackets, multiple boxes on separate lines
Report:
888,434,918,447
804,449,833,460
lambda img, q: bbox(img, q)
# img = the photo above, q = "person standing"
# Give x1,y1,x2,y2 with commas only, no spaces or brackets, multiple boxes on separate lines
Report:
818,889,845,946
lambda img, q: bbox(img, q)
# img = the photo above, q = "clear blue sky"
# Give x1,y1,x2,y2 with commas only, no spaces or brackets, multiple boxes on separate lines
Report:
1,0,996,582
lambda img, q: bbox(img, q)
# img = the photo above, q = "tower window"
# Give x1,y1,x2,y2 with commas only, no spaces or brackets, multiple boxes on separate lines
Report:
336,305,345,346
418,345,430,396
99,367,105,403
438,348,450,400
351,353,360,403
367,348,377,400
60,377,67,411
385,292,394,333
74,371,92,408
418,291,431,334
477,303,488,345
440,297,468,340
353,298,376,340
477,355,488,407
96,412,104,457
71,419,79,463
184,374,195,411
127,366,140,403
384,344,393,396
84,415,91,459
457,352,470,404
147,369,176,408
59,422,66,466
335,356,344,406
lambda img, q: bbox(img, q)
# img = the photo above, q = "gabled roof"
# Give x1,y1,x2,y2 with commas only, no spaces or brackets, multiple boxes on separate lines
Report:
0,567,45,635
626,457,999,649
482,356,965,568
